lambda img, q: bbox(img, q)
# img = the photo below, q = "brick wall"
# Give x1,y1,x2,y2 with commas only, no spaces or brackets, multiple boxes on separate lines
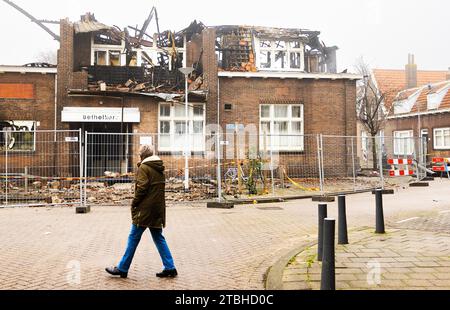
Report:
0,72,61,175
0,72,56,130
385,113,450,158
214,77,357,175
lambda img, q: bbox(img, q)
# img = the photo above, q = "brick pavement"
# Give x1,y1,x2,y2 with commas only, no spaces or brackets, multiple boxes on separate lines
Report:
0,179,449,290
0,203,317,290
282,214,450,290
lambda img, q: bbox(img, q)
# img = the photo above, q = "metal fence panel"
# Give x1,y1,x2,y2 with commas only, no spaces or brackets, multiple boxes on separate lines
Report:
219,133,321,199
1,130,82,207
1,131,430,208
84,132,218,206
321,135,382,193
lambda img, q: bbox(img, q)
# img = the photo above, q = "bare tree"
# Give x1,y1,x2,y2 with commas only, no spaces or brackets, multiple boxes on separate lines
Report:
355,58,387,171
35,50,57,65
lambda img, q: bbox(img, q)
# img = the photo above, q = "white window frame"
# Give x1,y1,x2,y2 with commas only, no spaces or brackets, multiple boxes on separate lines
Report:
393,130,414,155
433,127,450,150
259,104,304,152
255,38,305,72
1,121,37,152
91,35,187,68
158,103,206,153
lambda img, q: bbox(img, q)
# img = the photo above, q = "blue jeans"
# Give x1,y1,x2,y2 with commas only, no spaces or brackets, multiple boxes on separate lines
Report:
117,224,175,273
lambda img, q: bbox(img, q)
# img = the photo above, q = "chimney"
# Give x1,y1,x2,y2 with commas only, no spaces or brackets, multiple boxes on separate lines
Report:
405,54,417,89
446,67,450,80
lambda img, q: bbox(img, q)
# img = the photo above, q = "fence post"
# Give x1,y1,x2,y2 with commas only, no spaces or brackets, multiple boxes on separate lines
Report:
338,195,349,245
317,134,324,194
269,134,275,196
378,135,384,190
84,130,88,207
216,132,222,202
24,166,28,194
321,218,336,290
318,203,328,261
79,129,83,207
351,137,356,192
5,133,8,205
320,134,325,193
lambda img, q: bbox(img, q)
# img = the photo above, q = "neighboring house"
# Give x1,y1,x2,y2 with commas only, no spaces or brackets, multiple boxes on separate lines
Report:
1,12,361,177
357,54,449,165
384,80,450,161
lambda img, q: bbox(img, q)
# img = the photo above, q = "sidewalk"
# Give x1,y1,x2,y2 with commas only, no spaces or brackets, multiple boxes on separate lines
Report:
278,213,450,290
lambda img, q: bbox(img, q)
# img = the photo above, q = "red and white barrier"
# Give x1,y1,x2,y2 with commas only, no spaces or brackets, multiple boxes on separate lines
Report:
387,159,413,165
388,157,414,177
389,170,414,177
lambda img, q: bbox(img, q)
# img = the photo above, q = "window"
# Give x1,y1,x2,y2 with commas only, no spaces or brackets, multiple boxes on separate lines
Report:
259,104,304,151
256,38,304,71
434,128,450,150
94,51,107,66
158,103,206,152
109,50,121,66
0,121,36,152
394,130,414,155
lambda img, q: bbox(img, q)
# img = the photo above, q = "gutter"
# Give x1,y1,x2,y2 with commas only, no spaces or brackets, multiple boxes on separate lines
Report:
387,108,450,119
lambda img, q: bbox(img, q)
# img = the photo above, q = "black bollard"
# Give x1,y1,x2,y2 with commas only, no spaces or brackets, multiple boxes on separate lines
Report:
338,195,349,245
375,189,385,234
321,218,336,290
318,203,328,261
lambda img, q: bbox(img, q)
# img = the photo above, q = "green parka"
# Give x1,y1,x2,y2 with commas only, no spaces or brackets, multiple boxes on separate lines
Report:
131,156,166,228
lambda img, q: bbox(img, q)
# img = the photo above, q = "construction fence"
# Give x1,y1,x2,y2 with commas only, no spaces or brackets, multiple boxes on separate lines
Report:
1,130,428,207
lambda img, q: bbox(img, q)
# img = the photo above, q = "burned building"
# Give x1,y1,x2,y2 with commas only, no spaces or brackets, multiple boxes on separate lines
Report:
2,8,361,193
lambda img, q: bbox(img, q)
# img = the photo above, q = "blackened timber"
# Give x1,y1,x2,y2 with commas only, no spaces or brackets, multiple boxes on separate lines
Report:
88,66,145,85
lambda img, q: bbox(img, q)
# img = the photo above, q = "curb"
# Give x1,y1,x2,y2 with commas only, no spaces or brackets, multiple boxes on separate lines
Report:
265,227,371,290
225,187,382,206
265,241,316,290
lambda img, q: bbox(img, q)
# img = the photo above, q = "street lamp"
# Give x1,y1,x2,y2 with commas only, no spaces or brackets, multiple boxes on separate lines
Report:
179,67,194,191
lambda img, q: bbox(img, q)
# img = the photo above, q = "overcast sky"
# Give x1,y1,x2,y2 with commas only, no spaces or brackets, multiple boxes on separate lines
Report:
0,0,448,72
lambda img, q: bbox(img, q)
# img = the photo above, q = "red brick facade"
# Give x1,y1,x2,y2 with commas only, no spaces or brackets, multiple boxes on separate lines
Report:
385,113,450,159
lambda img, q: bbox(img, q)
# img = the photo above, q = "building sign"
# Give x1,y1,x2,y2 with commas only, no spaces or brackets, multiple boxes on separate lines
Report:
65,137,79,142
140,136,152,145
61,107,140,123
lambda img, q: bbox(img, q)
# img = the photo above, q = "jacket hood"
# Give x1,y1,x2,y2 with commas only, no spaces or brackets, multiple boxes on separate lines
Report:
140,155,165,173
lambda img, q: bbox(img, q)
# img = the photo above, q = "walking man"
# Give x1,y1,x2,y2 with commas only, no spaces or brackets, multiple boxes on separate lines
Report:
106,145,177,279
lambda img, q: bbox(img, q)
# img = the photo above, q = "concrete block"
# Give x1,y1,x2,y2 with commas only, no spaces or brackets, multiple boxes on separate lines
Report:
207,202,234,209
76,205,91,214
312,196,335,202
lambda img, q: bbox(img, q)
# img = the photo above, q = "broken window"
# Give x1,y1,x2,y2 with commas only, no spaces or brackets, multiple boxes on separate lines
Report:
109,50,121,66
128,52,138,66
259,104,304,151
259,51,271,69
273,51,287,69
0,121,36,152
290,52,302,69
94,33,121,46
256,39,304,71
94,51,107,65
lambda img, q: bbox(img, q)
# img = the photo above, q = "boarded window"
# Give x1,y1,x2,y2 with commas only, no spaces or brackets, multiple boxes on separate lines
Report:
0,84,34,99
